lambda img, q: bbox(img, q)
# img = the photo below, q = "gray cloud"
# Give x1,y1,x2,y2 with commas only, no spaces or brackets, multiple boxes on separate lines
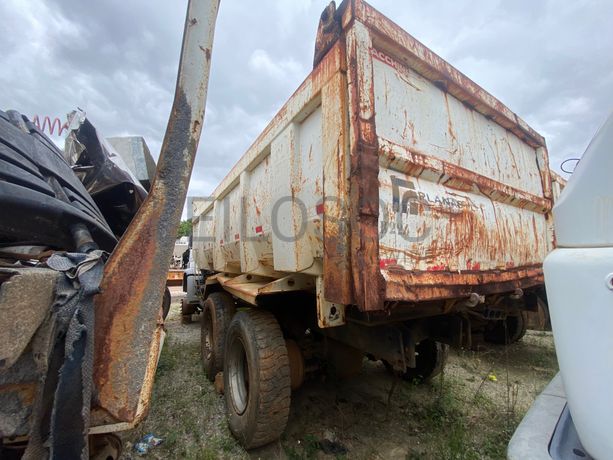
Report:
1,0,611,214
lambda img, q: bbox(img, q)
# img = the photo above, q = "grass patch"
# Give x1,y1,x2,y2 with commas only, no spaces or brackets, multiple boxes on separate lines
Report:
119,336,246,459
412,376,520,459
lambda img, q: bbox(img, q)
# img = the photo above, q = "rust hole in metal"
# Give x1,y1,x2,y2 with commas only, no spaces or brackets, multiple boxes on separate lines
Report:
287,279,295,287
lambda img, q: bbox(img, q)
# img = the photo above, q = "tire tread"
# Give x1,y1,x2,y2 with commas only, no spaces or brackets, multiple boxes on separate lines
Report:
225,309,291,449
201,292,235,380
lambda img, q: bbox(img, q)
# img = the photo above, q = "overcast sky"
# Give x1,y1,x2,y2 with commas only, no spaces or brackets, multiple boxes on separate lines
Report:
1,0,611,216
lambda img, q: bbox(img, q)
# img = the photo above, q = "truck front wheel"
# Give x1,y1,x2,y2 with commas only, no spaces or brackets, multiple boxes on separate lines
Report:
201,292,235,381
224,309,291,449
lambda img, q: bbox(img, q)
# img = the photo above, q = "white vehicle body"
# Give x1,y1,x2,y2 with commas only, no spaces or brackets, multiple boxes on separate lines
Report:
542,113,613,459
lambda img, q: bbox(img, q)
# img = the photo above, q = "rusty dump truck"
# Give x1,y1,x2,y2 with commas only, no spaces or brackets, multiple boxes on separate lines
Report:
187,0,554,449
0,0,554,456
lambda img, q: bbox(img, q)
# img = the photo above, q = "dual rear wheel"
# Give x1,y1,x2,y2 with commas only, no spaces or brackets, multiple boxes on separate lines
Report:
200,294,290,449
200,293,447,449
200,292,235,380
224,310,291,449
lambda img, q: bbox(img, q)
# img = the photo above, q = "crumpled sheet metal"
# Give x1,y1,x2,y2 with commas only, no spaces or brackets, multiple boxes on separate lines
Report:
107,136,156,191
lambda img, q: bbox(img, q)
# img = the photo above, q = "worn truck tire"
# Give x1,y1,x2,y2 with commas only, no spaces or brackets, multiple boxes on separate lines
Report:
161,287,171,320
180,298,197,324
201,292,236,381
386,339,448,383
224,309,291,449
405,339,448,383
484,313,527,345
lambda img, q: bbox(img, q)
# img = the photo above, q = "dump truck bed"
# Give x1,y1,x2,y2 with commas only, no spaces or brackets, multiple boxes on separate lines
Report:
192,0,552,313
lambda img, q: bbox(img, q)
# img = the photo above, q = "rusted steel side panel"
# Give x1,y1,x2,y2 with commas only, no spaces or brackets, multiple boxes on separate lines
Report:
340,0,552,308
378,140,550,213
270,108,324,273
321,66,354,305
369,39,552,302
239,155,277,275
351,0,546,150
550,169,567,203
192,211,215,271
93,0,219,423
213,185,242,273
536,146,555,252
537,147,553,201
345,21,384,311
378,165,551,277
384,266,544,302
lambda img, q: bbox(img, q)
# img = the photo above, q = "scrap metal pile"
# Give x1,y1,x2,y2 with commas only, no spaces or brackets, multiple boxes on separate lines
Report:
0,109,154,457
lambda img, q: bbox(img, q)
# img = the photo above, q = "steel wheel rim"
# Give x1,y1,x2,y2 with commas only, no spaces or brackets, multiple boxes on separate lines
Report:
227,336,249,415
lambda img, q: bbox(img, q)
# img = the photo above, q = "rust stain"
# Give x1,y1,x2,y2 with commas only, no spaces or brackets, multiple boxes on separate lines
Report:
531,214,540,254
408,120,416,145
346,22,385,312
0,383,37,406
384,265,544,303
503,136,520,172
253,197,261,217
313,1,341,67
93,206,162,421
443,93,457,145
322,42,354,305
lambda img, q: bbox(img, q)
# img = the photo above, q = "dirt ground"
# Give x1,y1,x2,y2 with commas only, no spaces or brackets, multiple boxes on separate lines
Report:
119,288,558,460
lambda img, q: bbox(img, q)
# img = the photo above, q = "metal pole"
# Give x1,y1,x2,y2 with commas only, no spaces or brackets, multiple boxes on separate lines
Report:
92,0,221,423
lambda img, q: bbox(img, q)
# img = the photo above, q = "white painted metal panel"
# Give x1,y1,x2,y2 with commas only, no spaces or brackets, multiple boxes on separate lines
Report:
372,47,550,273
270,107,324,273
239,154,274,274
372,51,543,196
